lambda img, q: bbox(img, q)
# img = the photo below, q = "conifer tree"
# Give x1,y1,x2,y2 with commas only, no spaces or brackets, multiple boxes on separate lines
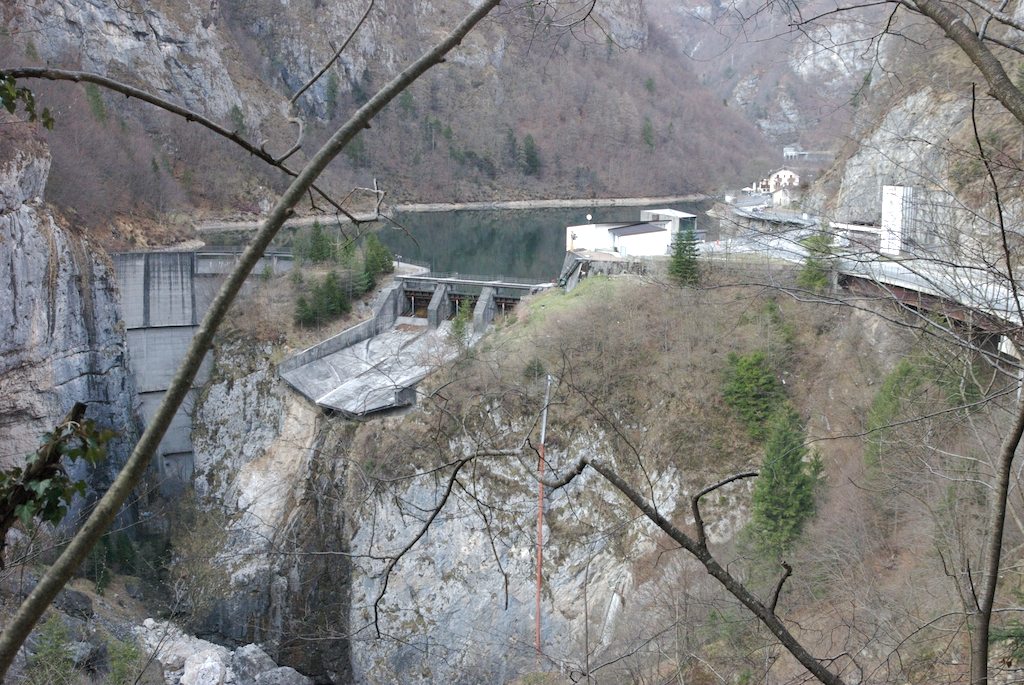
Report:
722,350,785,440
294,272,351,328
668,226,700,286
307,221,335,263
362,233,395,280
797,232,832,292
747,406,822,557
522,134,541,176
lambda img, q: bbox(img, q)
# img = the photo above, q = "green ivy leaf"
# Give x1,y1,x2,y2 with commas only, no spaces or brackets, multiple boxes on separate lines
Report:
43,504,67,525
15,503,36,526
6,416,117,529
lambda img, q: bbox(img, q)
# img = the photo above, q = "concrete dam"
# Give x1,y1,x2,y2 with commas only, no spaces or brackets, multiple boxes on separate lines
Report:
279,271,551,416
112,249,292,492
112,250,548,489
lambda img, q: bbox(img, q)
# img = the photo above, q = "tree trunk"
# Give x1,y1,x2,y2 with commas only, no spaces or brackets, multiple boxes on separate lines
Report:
0,1,502,677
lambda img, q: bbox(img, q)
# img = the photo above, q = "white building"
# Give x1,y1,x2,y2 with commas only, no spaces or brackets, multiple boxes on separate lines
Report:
769,169,800,192
772,187,796,207
565,209,699,257
752,169,800,194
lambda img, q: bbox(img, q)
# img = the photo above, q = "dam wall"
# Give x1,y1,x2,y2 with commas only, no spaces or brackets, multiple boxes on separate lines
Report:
113,249,292,492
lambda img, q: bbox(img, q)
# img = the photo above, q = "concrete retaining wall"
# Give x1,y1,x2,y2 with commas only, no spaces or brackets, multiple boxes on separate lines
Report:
113,252,218,493
194,251,293,276
560,253,658,292
115,254,147,328
113,253,197,327
279,283,403,374
126,327,212,393
148,253,196,327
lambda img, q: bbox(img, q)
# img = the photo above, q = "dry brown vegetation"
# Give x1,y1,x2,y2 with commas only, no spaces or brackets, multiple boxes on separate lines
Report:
336,272,1024,683
3,2,772,242
220,265,377,350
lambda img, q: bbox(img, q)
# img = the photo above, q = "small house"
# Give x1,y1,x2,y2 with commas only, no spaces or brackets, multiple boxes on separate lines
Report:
769,169,800,192
772,187,796,207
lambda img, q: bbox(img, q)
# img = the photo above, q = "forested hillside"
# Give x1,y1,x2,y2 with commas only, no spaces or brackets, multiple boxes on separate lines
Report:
11,0,1024,683
3,0,777,236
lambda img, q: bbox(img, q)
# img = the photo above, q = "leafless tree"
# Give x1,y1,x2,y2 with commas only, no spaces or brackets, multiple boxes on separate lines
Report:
0,0,504,677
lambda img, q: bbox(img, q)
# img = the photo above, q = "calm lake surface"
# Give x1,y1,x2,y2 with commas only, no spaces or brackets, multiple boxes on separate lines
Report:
374,201,713,281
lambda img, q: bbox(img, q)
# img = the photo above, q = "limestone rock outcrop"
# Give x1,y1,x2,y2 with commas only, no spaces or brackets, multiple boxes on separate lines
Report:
0,121,140,488
190,341,350,683
135,619,312,685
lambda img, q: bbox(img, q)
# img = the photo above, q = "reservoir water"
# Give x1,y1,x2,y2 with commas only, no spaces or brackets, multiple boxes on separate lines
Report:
373,201,713,281
232,200,712,281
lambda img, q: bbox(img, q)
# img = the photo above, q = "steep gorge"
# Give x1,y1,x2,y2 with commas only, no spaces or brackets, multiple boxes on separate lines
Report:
188,339,354,682
0,121,1004,682
182,274,934,683
5,1,1021,682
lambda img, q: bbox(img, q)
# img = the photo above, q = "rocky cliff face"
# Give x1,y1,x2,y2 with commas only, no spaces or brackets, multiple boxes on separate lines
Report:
0,122,139,491
10,1,272,122
346,432,751,685
183,282,796,684
187,333,753,684
190,339,352,683
805,36,1024,254
646,0,872,150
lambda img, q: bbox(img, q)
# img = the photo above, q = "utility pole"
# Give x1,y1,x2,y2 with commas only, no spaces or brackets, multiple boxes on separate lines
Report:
536,374,552,662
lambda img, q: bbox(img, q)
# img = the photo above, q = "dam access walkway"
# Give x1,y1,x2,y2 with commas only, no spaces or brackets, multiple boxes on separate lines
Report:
279,269,553,416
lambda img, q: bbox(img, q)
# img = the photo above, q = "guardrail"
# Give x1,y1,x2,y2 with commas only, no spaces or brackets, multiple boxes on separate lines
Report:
408,271,547,287
837,256,1019,324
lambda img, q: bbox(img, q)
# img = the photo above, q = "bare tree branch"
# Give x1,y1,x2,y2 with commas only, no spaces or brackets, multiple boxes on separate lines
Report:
692,470,758,547
373,458,470,637
585,458,848,685
970,84,1024,343
976,0,1009,40
0,0,504,676
540,456,588,490
290,0,376,105
910,0,1024,126
769,561,794,614
0,67,363,222
969,373,1024,682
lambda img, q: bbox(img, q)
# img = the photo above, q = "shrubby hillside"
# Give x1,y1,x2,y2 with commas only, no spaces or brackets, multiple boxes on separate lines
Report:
182,267,1019,682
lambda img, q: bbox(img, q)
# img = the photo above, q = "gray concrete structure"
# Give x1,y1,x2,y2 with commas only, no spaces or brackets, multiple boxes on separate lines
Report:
427,283,452,329
278,284,403,374
147,252,196,327
559,250,657,291
113,249,292,493
113,253,208,494
116,253,147,328
280,272,550,416
473,287,496,334
280,281,450,416
282,318,454,415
